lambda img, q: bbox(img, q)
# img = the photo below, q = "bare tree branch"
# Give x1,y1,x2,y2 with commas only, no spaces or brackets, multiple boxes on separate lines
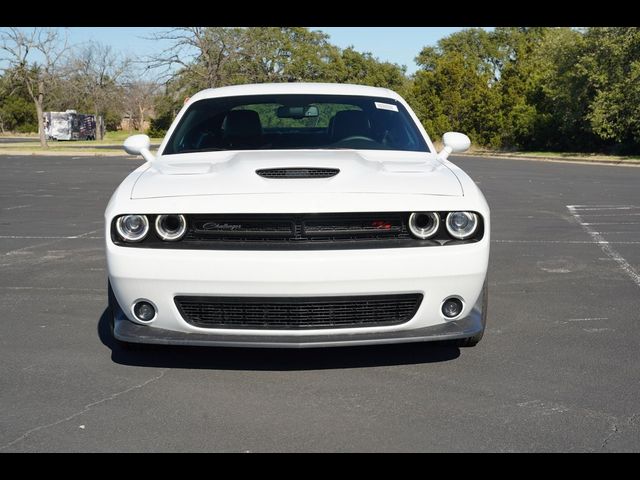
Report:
142,27,246,89
62,41,131,139
0,27,70,147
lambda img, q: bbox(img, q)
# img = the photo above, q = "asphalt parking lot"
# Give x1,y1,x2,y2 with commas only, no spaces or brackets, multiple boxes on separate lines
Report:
1,153,639,452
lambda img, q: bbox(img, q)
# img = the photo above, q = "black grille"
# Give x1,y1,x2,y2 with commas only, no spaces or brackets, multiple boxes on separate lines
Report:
175,294,423,329
256,167,339,178
184,213,411,246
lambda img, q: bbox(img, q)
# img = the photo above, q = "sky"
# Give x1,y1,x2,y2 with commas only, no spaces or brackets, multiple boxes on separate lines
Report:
50,27,469,75
315,27,467,73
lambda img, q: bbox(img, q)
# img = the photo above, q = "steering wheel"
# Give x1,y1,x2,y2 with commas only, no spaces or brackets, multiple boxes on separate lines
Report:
338,135,375,142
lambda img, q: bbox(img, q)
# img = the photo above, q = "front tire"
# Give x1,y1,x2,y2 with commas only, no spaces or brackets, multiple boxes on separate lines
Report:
456,280,488,348
456,330,484,347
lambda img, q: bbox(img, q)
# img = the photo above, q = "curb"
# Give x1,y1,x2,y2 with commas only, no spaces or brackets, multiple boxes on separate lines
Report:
0,150,136,157
457,152,640,168
0,149,157,158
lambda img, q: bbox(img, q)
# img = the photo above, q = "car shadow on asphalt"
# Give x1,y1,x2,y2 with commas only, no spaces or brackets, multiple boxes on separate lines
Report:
98,308,461,371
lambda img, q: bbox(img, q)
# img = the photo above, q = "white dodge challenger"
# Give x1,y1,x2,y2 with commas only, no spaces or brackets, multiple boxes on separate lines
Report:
105,83,490,348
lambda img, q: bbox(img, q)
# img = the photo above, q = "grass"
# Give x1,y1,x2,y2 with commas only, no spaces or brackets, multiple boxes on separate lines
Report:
0,146,159,156
430,140,639,163
40,133,157,146
2,134,639,164
0,131,163,155
0,130,159,142
466,147,640,164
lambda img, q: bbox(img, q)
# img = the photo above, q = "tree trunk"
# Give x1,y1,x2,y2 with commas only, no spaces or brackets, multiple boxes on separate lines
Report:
95,108,104,141
36,80,48,148
139,105,145,132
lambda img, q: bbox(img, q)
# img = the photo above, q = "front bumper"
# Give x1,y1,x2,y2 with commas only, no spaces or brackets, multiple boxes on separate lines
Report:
113,282,486,348
107,239,490,347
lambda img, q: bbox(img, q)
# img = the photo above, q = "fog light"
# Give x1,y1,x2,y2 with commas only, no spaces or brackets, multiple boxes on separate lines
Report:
442,298,463,318
133,301,156,322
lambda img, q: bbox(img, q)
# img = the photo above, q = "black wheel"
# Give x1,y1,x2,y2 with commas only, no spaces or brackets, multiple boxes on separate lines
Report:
455,281,488,348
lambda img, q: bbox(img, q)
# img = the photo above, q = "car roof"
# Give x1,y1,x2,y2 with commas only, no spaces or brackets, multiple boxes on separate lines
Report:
187,82,402,103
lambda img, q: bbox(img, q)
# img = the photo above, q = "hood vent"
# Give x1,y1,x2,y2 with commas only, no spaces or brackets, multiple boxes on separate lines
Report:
256,167,339,179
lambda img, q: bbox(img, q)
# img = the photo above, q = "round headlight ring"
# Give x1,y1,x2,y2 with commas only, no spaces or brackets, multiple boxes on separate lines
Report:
408,212,440,239
446,212,479,240
155,214,187,241
116,214,149,242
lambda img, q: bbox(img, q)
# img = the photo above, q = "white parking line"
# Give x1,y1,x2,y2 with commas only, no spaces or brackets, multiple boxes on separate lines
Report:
567,205,640,288
578,213,640,217
74,229,101,238
0,286,103,292
581,222,640,226
567,317,608,322
0,235,103,240
569,205,640,210
3,204,31,210
493,239,640,245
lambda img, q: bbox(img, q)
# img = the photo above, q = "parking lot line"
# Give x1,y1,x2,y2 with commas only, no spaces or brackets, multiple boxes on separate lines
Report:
0,235,103,240
3,204,32,210
581,222,640,226
579,213,640,217
569,205,640,210
567,205,640,288
492,239,640,245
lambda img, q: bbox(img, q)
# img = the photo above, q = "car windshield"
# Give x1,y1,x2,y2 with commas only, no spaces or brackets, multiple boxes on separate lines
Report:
162,94,429,155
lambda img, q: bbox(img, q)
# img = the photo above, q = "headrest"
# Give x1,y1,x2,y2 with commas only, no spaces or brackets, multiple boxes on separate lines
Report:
223,110,262,137
330,110,371,140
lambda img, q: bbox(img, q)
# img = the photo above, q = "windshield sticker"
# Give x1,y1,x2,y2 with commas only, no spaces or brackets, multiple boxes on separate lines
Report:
374,102,399,112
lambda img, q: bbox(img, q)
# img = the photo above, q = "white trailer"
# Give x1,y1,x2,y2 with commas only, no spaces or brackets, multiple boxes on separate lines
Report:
44,110,103,140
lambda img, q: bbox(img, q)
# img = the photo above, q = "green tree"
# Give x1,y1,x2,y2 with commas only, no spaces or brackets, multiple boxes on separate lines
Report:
0,70,37,132
578,28,640,152
237,27,342,83
334,47,407,92
525,28,596,150
410,30,503,147
147,86,184,137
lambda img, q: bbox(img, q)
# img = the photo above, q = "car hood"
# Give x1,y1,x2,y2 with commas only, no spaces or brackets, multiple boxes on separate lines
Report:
130,150,463,199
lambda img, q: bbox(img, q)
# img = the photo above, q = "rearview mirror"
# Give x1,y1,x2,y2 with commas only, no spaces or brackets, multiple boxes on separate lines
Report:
123,134,155,163
439,132,471,160
277,105,319,119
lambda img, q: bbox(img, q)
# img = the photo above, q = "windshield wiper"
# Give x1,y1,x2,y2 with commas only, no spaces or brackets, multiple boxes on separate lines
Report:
177,147,227,153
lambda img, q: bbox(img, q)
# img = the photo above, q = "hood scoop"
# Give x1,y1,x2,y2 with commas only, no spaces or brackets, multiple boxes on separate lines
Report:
256,167,340,179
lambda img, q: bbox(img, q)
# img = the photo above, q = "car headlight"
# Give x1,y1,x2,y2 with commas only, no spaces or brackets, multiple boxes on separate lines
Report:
446,212,478,239
115,214,149,242
408,212,440,239
155,214,187,241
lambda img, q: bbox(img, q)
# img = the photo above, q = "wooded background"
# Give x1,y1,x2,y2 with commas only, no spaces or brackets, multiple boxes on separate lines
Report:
1,27,638,153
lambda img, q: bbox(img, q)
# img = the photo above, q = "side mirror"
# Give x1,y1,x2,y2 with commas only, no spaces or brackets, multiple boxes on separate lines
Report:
439,132,471,160
124,134,155,163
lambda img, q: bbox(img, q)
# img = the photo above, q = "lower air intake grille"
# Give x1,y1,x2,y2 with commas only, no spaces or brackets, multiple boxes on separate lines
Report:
175,293,423,329
256,167,339,178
